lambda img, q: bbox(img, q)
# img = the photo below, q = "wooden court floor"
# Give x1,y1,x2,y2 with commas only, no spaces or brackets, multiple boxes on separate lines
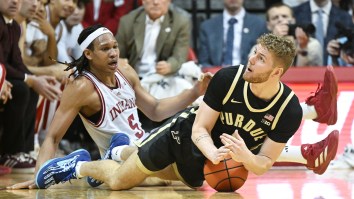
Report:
0,167,353,199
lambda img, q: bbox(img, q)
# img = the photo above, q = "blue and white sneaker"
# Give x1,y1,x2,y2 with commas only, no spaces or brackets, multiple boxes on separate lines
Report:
35,149,91,189
87,133,130,187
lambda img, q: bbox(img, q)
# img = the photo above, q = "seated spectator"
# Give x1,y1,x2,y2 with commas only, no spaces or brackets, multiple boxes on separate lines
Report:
293,0,353,65
327,38,354,66
64,0,87,60
249,3,323,66
116,0,191,131
116,0,190,78
82,0,138,35
22,0,57,67
0,0,61,173
333,0,354,23
198,0,267,68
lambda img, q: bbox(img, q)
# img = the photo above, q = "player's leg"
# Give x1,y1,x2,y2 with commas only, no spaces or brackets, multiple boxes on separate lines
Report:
276,130,339,175
80,151,151,190
301,65,338,125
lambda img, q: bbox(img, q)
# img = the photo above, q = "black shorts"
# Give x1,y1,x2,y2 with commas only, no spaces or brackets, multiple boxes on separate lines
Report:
135,106,206,188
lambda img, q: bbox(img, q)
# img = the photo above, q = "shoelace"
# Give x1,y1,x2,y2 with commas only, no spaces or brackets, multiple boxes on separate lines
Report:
60,171,76,184
309,83,321,97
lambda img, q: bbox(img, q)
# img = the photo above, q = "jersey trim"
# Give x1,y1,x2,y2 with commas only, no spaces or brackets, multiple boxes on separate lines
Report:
80,73,106,127
172,163,196,188
222,65,244,105
136,155,155,175
271,90,295,130
244,82,284,113
116,69,134,91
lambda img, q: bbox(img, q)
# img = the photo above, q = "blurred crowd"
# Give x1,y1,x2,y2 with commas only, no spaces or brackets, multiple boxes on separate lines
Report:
0,0,353,175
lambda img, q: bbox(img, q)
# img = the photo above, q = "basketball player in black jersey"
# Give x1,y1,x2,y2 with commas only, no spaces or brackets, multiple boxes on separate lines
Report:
28,33,339,190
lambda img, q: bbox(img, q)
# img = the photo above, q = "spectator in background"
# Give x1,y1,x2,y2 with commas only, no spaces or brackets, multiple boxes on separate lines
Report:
82,0,139,35
0,0,61,173
250,2,323,66
198,0,267,68
64,0,88,60
293,0,353,65
22,0,57,67
116,0,190,78
332,0,354,23
327,37,354,66
15,0,69,79
116,0,190,131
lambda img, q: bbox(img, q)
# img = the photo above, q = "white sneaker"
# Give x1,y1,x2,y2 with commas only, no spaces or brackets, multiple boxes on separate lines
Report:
342,144,354,167
328,155,352,169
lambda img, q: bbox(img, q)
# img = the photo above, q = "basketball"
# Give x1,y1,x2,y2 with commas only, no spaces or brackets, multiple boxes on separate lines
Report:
204,158,248,192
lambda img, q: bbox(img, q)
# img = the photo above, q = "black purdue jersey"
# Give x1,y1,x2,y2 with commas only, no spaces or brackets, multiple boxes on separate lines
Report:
204,65,302,155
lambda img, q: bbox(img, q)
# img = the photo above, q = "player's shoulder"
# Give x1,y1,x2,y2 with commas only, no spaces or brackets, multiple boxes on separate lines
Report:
281,83,302,117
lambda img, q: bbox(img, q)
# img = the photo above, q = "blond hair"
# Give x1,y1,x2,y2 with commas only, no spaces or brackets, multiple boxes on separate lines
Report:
257,33,296,75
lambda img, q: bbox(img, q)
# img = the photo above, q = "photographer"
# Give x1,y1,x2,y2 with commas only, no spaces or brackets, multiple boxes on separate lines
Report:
249,3,323,66
327,23,354,67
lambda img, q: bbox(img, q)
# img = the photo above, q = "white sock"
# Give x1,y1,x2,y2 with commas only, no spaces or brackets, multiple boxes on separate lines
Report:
301,102,317,120
111,145,128,162
75,161,86,179
277,145,307,164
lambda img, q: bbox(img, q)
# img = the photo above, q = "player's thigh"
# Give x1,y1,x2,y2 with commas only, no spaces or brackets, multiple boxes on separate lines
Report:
109,151,149,190
152,164,179,181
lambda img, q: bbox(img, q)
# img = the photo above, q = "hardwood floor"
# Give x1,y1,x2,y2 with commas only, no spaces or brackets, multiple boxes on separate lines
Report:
0,167,352,199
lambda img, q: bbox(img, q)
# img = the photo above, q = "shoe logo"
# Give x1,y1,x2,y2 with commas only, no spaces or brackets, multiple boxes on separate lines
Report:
231,99,242,104
44,155,80,176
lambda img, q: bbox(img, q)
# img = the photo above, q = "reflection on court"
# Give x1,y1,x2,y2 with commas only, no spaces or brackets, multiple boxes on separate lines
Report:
1,168,353,199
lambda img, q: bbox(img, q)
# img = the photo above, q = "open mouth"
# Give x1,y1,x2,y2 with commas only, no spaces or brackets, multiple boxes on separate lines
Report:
108,60,118,67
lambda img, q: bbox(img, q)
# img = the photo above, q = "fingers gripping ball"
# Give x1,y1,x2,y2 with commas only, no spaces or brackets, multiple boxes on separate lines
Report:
204,158,248,192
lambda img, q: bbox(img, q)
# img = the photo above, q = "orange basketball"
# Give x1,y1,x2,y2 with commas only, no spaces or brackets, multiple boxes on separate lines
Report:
204,158,248,192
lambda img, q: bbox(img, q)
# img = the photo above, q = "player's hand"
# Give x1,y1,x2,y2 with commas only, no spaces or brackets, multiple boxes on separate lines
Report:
209,146,230,165
193,72,213,97
220,130,251,163
7,179,38,189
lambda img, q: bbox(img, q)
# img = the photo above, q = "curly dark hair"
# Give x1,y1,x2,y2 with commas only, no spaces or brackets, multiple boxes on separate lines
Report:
53,24,104,77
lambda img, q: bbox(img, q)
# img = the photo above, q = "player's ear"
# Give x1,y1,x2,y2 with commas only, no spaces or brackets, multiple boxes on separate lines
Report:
272,67,283,77
84,49,93,60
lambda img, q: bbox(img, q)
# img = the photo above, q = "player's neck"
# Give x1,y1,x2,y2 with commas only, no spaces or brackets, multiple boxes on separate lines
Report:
249,81,280,102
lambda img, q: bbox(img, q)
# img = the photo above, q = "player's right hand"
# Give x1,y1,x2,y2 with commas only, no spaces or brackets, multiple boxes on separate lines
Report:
209,146,230,165
7,179,38,190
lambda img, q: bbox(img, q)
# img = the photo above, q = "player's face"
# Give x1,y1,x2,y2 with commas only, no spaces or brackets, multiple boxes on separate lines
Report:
88,33,120,73
243,44,276,83
0,0,21,18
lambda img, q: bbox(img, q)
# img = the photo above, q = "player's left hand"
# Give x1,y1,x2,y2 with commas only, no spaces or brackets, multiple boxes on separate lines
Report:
193,72,213,96
7,179,38,189
220,130,251,163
